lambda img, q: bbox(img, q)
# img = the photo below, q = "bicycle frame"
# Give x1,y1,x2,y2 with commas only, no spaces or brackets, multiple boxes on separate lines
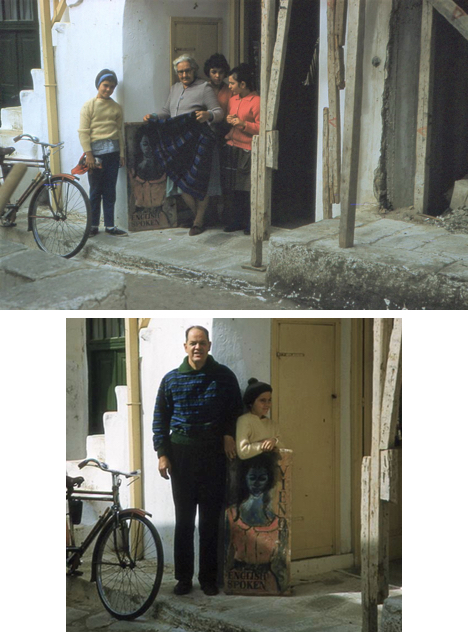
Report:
66,469,151,581
1,136,80,228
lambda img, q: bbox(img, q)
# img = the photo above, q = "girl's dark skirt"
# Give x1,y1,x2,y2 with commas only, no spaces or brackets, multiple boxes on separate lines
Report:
221,144,252,192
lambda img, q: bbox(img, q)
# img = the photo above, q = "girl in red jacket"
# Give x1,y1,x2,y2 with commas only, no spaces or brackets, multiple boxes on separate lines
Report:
222,64,260,234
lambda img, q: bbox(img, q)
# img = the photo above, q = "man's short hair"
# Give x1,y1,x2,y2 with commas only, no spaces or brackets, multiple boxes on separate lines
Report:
185,325,210,342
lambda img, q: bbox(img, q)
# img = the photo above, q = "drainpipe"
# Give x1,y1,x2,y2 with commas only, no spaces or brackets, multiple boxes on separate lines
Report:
38,0,61,174
125,318,142,510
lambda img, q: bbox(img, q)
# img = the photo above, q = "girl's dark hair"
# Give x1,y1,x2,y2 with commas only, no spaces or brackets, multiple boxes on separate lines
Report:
204,53,230,77
229,63,256,91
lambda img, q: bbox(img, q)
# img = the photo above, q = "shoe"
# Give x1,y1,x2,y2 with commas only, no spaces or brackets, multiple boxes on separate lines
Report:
174,581,192,595
189,225,204,236
223,225,243,233
243,228,251,235
105,227,128,236
201,583,219,596
89,227,99,237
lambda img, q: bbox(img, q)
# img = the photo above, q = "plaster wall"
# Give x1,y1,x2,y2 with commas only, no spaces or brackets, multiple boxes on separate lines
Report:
315,0,393,220
66,318,88,460
52,0,127,224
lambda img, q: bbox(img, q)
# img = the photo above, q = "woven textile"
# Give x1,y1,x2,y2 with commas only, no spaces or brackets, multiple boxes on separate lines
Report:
147,112,216,201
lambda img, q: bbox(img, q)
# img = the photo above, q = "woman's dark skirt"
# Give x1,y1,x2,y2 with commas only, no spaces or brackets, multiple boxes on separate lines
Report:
221,144,252,192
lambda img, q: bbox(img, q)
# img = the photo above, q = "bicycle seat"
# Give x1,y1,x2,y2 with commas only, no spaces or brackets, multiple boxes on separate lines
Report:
0,147,15,157
66,475,84,491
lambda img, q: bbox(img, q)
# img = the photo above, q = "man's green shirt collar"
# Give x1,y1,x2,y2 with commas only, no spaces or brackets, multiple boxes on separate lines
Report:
178,354,217,374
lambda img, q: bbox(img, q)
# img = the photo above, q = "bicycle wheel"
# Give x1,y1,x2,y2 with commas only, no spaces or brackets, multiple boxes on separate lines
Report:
29,176,91,258
94,513,164,620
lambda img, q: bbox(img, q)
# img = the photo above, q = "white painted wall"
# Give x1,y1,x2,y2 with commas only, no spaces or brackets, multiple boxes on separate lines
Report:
66,318,88,460
315,0,393,220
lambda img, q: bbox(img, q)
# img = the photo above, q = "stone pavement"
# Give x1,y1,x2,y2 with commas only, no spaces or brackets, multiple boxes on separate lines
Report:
4,204,468,309
67,564,402,632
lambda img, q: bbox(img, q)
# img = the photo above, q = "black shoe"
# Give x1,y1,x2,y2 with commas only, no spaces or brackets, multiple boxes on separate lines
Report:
89,226,99,237
174,581,192,595
243,228,250,235
201,583,219,596
105,226,128,236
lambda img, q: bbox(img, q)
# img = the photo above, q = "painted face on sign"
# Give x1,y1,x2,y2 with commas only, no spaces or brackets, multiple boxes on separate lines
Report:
246,466,270,497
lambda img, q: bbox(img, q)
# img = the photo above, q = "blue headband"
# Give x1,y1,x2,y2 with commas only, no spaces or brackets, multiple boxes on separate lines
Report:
98,73,116,87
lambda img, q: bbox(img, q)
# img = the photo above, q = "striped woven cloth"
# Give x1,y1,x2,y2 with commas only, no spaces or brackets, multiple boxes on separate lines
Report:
147,112,216,200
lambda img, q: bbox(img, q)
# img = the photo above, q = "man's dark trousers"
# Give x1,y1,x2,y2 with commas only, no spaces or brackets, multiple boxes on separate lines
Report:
170,440,226,585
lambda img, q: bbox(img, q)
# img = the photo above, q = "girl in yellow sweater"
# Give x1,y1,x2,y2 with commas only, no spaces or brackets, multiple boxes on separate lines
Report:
236,378,283,460
78,69,126,236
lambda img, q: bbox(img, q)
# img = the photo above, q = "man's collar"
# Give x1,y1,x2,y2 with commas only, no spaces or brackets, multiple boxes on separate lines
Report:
178,354,216,373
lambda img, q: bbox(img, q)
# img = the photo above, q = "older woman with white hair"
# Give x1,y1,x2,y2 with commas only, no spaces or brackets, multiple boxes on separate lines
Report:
144,54,223,235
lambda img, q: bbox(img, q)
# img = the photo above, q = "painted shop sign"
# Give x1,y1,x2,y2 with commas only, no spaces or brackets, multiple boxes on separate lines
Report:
225,449,292,596
125,123,177,232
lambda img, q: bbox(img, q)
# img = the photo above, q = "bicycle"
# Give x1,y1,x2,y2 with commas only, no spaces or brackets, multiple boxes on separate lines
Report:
66,458,164,620
0,134,91,258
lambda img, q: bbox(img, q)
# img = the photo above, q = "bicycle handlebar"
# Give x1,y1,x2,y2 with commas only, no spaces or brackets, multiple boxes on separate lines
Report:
78,458,140,479
12,133,64,149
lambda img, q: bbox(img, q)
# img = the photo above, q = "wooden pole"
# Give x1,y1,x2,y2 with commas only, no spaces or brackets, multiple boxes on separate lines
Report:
125,318,142,511
39,0,61,175
414,0,434,214
265,0,293,132
339,0,365,248
323,107,332,219
250,0,275,267
326,0,341,205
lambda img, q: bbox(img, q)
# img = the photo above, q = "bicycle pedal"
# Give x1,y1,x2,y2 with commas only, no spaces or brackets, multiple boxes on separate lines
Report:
1,219,16,227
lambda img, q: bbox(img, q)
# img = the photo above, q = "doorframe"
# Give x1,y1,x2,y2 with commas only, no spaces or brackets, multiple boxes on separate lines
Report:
170,16,223,84
271,318,342,559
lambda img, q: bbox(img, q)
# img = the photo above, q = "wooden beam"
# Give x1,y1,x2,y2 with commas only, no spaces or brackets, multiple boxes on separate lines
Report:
250,134,262,267
266,130,279,169
339,0,365,247
428,0,468,40
380,319,403,450
323,107,333,219
125,319,142,511
39,0,61,175
380,449,400,504
326,0,341,204
368,319,393,610
361,456,377,632
335,0,348,46
266,0,293,131
414,0,434,214
52,0,67,25
251,0,275,266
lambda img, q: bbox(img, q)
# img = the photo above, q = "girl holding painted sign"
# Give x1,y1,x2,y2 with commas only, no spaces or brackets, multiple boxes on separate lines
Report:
236,378,283,460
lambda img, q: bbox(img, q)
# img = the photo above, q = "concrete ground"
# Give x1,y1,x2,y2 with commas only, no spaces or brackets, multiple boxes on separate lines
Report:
67,561,402,632
3,203,467,309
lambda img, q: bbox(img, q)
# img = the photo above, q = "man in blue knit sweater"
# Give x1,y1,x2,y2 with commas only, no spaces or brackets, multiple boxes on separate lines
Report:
153,325,242,596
